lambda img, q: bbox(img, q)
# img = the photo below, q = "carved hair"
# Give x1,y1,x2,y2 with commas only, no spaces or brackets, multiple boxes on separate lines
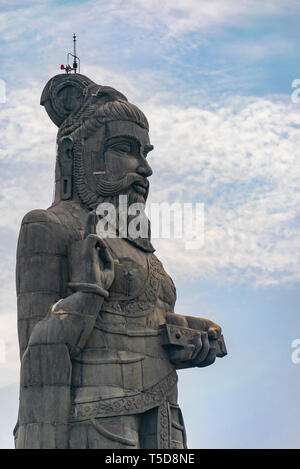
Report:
63,99,149,143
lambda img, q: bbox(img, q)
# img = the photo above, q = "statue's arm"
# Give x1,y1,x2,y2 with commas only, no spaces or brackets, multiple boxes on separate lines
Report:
16,209,67,358
15,210,114,448
17,210,114,356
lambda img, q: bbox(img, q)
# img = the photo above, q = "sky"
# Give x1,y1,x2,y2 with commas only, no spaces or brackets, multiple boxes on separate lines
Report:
0,0,300,449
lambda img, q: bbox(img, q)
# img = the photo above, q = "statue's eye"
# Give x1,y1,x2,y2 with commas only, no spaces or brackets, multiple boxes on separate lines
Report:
111,143,131,153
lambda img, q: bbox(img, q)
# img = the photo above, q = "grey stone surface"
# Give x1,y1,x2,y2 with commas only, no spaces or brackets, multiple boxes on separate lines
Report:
15,73,227,449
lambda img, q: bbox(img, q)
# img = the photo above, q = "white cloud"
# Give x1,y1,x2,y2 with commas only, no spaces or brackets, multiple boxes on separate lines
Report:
1,0,299,45
224,38,293,61
112,0,300,36
0,312,19,388
143,95,300,286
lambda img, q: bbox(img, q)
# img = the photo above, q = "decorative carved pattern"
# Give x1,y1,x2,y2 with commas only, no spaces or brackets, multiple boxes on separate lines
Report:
100,253,175,319
70,370,177,422
157,401,171,449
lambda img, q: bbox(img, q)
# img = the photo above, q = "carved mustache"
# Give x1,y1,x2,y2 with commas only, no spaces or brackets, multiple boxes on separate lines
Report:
96,173,149,197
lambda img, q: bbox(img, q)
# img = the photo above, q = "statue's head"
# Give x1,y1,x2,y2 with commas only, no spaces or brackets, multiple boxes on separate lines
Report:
41,73,153,210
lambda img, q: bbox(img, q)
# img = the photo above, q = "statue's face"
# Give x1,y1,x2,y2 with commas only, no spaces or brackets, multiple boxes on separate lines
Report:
105,120,153,184
86,120,153,204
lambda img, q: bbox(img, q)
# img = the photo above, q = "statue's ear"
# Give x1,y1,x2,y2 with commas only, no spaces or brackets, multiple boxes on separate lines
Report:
58,137,73,200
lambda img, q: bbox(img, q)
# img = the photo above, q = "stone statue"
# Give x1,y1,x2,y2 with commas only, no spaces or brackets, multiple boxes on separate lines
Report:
14,73,227,449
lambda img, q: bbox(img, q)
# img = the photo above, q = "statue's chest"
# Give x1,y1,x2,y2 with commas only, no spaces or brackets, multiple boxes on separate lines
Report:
109,256,148,299
101,239,176,317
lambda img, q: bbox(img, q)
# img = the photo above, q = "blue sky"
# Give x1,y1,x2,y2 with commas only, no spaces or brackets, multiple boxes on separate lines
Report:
1,0,300,449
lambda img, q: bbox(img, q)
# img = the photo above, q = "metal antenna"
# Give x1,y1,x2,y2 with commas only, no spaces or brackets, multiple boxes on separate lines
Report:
73,33,77,72
60,33,80,74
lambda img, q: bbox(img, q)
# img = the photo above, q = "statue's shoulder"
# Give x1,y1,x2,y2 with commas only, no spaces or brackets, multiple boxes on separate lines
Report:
21,208,61,226
17,209,73,258
19,207,82,250
19,209,68,248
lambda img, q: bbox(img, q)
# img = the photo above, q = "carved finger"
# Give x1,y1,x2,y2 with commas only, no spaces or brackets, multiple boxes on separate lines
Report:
97,239,114,272
84,211,97,238
84,234,101,251
197,348,217,368
186,316,221,336
189,332,202,360
192,331,210,365
208,327,220,339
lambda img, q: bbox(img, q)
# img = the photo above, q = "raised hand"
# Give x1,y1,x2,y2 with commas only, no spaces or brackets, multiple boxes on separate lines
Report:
68,211,115,296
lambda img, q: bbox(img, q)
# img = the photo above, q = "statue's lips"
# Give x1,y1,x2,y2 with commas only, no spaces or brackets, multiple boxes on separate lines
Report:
132,179,149,195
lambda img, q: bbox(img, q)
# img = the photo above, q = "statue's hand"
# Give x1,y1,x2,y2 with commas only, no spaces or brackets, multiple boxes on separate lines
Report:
163,313,225,369
68,212,115,295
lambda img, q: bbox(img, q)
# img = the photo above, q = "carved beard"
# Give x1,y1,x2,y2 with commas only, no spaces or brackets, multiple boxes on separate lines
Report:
96,173,149,202
73,145,154,251
95,180,154,253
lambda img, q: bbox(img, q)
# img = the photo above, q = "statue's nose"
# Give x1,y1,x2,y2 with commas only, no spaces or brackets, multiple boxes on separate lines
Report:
137,157,153,178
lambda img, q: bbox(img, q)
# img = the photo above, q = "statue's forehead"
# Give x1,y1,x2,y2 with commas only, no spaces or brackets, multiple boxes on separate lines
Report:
106,120,150,147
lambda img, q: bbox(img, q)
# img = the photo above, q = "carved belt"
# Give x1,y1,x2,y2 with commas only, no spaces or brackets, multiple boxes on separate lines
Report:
69,370,178,422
